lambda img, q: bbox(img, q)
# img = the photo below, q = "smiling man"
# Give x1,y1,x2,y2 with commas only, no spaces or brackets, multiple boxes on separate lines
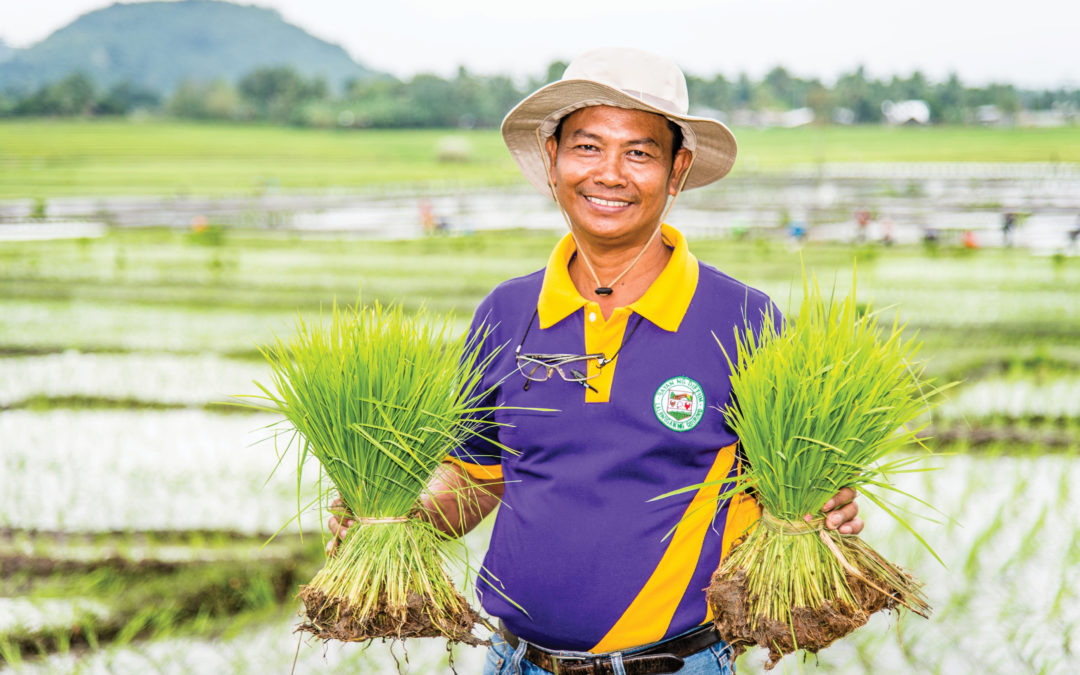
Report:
547,105,692,251
330,47,862,675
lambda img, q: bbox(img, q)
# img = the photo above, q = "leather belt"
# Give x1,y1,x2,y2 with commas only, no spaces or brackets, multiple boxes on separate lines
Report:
498,622,725,675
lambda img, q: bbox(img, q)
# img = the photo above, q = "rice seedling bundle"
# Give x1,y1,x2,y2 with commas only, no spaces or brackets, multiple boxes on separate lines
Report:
255,302,493,645
708,276,939,668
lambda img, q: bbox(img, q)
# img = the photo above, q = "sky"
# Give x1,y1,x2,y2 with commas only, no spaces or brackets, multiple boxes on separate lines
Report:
3,0,1077,88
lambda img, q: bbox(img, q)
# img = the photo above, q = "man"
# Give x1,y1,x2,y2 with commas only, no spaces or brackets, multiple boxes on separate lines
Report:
331,47,862,675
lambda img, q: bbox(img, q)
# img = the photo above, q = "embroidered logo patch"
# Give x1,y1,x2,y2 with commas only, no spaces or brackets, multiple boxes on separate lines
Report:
653,376,705,432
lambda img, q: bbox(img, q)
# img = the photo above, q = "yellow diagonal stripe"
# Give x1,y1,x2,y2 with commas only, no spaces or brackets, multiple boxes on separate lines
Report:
444,455,503,481
590,443,740,653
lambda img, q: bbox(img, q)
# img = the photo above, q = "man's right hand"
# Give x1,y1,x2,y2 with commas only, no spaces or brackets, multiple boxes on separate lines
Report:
326,497,354,557
323,462,503,556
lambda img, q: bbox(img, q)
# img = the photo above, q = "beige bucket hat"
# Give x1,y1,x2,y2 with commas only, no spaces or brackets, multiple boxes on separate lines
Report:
501,47,738,195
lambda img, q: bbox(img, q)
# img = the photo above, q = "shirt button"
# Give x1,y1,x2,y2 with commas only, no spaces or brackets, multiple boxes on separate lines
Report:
588,312,597,322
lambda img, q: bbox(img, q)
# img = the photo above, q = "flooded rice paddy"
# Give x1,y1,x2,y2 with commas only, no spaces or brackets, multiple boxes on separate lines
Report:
1,409,295,533
2,173,1080,673
0,352,264,409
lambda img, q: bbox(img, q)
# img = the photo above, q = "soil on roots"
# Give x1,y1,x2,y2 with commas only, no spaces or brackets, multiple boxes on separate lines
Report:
297,585,487,646
707,568,904,670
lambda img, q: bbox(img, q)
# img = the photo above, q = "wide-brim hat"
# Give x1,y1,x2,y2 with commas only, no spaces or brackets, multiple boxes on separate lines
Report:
501,47,738,195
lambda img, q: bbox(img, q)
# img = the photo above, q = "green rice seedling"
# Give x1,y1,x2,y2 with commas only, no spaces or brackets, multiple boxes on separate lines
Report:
253,301,500,645
702,272,942,669
0,637,22,667
1007,504,1048,570
963,502,1007,581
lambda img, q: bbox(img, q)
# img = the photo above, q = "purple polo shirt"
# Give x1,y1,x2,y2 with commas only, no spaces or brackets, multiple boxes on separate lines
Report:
449,225,775,652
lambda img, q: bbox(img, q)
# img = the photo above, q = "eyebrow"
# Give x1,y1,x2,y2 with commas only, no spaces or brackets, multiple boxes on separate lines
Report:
568,129,662,148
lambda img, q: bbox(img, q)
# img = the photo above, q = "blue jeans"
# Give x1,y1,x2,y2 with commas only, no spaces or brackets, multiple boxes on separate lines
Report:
483,630,735,675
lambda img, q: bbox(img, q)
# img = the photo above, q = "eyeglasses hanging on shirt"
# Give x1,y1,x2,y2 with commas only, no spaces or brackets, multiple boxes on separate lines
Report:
514,307,644,393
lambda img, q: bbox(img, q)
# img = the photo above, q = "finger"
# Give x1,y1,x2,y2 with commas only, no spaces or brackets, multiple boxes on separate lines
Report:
338,522,352,540
329,499,349,518
328,514,341,535
325,537,337,557
823,486,857,512
825,500,859,530
838,518,864,533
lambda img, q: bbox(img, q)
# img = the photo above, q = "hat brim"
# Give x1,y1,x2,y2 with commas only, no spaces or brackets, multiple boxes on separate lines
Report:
501,79,738,195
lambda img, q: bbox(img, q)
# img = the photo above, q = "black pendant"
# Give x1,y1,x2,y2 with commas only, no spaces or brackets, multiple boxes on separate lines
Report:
595,287,613,296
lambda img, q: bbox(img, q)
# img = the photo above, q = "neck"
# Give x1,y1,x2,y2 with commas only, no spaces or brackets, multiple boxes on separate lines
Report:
569,226,671,317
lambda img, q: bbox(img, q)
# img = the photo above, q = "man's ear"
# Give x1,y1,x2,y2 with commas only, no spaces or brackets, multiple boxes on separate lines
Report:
545,135,559,186
669,148,693,195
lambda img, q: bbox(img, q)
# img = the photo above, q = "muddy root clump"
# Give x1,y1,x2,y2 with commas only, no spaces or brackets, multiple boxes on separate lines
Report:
297,585,488,646
708,568,912,669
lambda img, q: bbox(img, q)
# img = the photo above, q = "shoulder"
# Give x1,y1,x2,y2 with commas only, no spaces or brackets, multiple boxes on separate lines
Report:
696,260,775,313
692,260,782,333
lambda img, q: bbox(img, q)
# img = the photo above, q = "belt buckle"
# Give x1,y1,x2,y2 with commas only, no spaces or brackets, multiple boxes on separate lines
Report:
550,654,590,675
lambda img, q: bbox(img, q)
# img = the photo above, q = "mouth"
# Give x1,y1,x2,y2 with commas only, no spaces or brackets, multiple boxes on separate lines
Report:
584,195,632,209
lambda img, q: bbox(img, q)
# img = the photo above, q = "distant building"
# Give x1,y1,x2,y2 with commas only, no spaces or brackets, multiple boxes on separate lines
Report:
778,107,814,128
729,108,760,127
726,107,814,128
689,106,728,124
881,100,931,125
975,105,1006,126
832,107,857,125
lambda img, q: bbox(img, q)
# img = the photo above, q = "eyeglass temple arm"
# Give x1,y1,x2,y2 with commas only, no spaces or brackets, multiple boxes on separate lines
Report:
569,368,599,393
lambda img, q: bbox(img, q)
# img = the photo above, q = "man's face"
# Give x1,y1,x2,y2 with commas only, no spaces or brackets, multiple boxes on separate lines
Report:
545,105,692,247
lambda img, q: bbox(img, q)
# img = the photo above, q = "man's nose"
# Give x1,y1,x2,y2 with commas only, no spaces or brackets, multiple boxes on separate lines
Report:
592,151,627,187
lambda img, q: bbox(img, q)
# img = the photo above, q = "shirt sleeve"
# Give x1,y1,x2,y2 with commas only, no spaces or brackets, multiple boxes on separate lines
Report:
445,298,504,481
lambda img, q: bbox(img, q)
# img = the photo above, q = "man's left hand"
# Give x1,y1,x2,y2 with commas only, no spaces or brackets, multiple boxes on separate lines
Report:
813,487,863,535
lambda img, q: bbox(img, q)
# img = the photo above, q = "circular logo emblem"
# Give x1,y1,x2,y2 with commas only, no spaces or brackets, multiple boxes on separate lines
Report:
653,376,705,432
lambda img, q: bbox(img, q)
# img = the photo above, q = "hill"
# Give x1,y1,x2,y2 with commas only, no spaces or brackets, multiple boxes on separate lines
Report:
0,39,16,64
0,0,376,95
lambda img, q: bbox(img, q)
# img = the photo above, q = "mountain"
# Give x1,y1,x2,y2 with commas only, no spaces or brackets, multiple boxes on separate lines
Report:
0,39,16,64
0,1,377,94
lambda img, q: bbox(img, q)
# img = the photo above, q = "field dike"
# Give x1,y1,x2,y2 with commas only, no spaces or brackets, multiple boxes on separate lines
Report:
0,530,321,665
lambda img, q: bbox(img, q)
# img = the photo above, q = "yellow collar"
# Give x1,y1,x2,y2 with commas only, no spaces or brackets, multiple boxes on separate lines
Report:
536,224,699,332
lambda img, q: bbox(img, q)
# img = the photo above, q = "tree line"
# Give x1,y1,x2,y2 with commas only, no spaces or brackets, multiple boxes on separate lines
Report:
2,63,1077,127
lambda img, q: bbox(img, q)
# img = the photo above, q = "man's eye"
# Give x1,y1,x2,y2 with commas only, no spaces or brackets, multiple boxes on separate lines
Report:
576,144,598,152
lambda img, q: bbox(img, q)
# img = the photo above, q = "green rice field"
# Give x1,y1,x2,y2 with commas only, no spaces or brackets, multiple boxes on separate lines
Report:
2,221,1079,673
2,120,1078,198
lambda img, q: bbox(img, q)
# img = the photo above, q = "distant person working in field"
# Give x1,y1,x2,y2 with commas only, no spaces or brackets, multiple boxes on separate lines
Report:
854,208,872,244
330,47,863,674
1002,212,1017,247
